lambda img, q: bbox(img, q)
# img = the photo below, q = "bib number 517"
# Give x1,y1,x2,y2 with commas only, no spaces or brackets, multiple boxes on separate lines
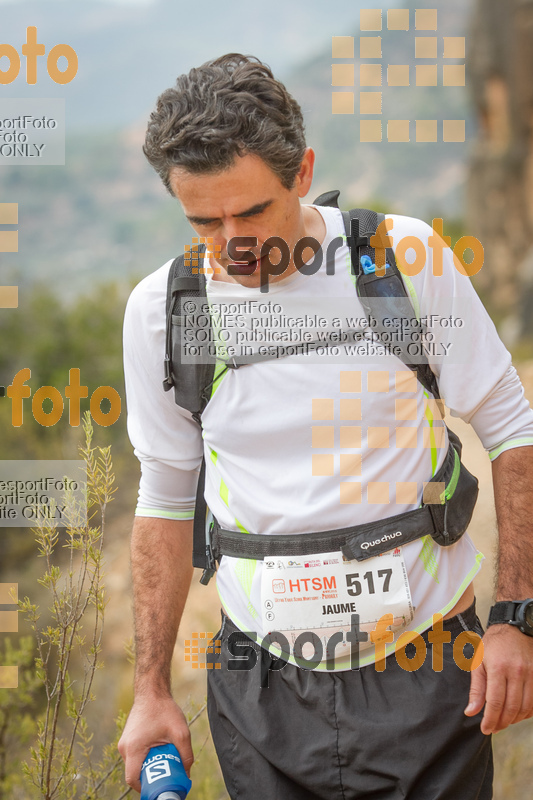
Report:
346,568,392,596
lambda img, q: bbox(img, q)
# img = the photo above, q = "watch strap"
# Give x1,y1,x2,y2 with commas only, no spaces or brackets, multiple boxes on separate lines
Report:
487,601,519,625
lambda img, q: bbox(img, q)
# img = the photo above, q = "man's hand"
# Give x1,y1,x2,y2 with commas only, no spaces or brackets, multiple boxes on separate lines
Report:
118,516,195,793
468,445,533,734
465,624,533,734
118,694,194,793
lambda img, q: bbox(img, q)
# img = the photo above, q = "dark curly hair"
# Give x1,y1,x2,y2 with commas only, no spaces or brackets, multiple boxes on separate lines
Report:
143,53,307,193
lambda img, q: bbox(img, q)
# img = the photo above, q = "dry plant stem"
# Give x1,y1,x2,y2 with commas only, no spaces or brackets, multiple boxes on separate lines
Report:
24,412,116,799
189,703,207,726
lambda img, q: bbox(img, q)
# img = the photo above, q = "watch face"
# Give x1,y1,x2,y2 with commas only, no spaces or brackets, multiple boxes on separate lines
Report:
525,603,533,628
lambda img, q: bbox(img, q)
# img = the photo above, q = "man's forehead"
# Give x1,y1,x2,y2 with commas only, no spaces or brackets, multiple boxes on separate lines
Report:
169,160,282,222
169,153,282,194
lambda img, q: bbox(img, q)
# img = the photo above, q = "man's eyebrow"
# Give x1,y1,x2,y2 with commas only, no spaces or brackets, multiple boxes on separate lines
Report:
186,200,274,225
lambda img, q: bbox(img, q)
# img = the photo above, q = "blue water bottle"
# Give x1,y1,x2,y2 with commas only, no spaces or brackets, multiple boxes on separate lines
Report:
140,744,192,800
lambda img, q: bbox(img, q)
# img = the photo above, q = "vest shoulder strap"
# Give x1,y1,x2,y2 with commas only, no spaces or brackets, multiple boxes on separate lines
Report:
163,245,216,422
342,207,441,399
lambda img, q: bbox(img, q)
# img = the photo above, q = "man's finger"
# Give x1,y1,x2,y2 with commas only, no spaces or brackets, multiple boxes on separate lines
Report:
178,736,195,775
465,662,486,717
124,747,147,793
480,672,506,735
513,672,533,724
497,682,524,730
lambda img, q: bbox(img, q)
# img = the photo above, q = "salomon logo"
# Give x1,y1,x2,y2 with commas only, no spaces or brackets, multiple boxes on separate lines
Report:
361,531,402,551
146,760,171,783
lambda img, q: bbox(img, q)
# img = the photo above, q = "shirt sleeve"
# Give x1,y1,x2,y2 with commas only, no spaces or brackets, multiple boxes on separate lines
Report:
389,215,533,459
123,261,203,519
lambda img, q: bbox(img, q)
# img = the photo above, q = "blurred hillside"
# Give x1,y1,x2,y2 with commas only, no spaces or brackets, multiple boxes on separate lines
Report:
0,0,385,129
1,0,477,297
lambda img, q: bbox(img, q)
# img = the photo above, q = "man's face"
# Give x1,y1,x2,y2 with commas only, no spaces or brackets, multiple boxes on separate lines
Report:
168,150,318,288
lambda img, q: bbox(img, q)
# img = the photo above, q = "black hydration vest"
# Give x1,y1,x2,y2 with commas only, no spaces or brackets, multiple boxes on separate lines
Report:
162,191,479,584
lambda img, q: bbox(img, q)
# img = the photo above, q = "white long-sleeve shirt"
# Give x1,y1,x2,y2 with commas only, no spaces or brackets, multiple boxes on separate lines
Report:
123,206,533,669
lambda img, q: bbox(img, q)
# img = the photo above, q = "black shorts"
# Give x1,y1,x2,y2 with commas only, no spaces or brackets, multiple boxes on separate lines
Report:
206,600,493,800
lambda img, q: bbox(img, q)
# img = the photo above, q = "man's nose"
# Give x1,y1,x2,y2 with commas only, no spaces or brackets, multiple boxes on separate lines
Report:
217,223,258,258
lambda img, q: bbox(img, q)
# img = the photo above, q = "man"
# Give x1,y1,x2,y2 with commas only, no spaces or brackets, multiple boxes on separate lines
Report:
118,54,533,798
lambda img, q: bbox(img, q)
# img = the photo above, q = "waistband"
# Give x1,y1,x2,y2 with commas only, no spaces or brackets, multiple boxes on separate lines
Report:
211,437,463,565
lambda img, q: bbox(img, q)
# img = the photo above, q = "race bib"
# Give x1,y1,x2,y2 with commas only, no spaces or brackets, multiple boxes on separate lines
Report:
261,547,414,661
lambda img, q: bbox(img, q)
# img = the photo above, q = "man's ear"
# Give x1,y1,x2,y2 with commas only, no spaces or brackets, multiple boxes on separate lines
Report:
294,147,315,198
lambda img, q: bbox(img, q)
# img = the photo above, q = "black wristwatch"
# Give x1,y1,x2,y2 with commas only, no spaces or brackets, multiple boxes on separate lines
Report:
487,600,533,637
